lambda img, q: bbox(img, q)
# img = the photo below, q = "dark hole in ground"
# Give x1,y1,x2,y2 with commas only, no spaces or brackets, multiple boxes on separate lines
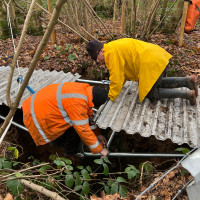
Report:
0,104,191,171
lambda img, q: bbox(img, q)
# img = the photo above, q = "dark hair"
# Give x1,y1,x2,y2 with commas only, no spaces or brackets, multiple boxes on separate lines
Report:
86,40,103,61
92,86,108,107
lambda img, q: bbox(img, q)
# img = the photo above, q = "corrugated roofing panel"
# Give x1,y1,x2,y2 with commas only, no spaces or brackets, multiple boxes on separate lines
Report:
0,66,81,108
96,81,200,148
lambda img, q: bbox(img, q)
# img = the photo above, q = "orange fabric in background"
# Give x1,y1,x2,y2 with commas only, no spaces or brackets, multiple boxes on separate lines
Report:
185,0,200,32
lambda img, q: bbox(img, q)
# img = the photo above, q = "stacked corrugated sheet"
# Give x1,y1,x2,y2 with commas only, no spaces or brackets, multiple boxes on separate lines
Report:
0,66,81,108
96,81,200,148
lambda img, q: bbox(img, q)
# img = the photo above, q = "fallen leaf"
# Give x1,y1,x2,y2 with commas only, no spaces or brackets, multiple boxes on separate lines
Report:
4,193,13,200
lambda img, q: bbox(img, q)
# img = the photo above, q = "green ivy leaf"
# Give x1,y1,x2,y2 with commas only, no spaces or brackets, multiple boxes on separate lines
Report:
74,185,82,191
81,169,90,180
103,163,109,176
175,147,190,155
107,179,114,187
3,161,12,169
98,182,105,186
119,185,128,197
14,172,23,178
0,158,6,169
56,45,61,50
104,185,111,195
14,149,19,159
103,156,112,164
94,159,103,165
6,179,24,196
86,166,92,173
144,163,153,172
111,182,118,194
82,181,90,196
125,166,131,173
116,177,126,183
127,170,137,180
12,162,20,167
49,154,57,161
77,166,84,170
65,165,73,171
39,165,51,171
7,147,16,151
54,160,65,168
60,157,72,165
44,56,50,61
74,171,81,186
66,44,72,51
65,174,74,188
68,54,77,61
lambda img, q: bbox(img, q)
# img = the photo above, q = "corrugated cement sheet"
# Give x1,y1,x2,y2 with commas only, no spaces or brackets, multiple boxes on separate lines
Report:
0,66,81,108
96,81,200,148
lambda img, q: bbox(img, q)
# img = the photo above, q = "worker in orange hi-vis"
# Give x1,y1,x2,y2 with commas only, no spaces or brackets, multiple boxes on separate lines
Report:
86,38,198,105
22,82,109,158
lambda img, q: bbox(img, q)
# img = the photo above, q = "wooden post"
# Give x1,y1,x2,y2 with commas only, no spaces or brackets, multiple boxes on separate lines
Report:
178,0,189,47
47,0,56,45
121,0,126,34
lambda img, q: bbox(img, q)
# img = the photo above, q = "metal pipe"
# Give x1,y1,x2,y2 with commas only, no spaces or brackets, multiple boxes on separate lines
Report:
80,152,184,158
76,79,110,85
0,115,28,132
107,131,116,148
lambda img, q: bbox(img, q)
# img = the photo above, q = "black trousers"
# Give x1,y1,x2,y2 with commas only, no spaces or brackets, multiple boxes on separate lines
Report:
146,65,168,100
51,127,81,154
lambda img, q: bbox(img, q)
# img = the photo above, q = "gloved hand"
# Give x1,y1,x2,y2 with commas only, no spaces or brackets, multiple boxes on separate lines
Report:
100,148,109,158
97,135,107,147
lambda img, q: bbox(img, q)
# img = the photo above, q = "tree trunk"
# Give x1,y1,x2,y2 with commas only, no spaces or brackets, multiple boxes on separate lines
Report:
0,0,19,40
121,0,126,35
160,0,168,23
47,0,56,45
163,0,184,33
27,0,44,36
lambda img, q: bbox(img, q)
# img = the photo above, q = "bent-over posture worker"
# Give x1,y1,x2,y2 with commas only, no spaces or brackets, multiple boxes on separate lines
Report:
86,38,197,105
22,82,109,157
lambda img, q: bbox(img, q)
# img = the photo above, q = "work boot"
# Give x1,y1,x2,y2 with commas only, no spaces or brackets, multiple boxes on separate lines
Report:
188,90,196,105
158,88,196,105
160,75,198,97
187,75,198,97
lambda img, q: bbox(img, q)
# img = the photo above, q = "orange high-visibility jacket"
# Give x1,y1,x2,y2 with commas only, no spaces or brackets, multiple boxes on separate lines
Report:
103,38,172,102
22,82,103,154
185,0,200,32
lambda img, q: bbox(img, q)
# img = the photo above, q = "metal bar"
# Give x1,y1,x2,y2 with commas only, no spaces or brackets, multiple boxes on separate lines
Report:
0,115,28,132
171,178,194,200
79,152,184,158
76,79,110,85
107,131,116,148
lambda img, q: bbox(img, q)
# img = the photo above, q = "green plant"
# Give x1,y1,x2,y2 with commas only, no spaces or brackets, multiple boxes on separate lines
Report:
175,147,190,155
7,146,19,159
68,54,77,62
44,55,51,61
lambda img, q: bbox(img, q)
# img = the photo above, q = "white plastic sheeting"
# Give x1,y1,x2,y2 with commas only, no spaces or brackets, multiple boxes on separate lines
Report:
0,66,81,108
96,81,200,148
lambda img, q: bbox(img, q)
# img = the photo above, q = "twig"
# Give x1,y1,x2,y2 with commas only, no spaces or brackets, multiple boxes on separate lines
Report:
1,162,49,179
20,179,66,200
36,3,89,42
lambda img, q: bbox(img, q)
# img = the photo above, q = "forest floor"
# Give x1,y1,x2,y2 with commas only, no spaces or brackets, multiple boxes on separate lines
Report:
0,24,200,199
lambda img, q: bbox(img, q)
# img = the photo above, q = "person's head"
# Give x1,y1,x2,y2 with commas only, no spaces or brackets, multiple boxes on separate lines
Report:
86,40,105,63
92,86,108,107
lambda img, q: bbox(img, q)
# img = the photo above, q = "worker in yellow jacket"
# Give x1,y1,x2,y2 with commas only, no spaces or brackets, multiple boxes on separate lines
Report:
22,82,109,157
86,38,197,105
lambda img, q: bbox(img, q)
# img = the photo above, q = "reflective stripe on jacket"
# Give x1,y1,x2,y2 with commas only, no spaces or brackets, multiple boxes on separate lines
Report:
22,82,103,154
103,38,172,102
